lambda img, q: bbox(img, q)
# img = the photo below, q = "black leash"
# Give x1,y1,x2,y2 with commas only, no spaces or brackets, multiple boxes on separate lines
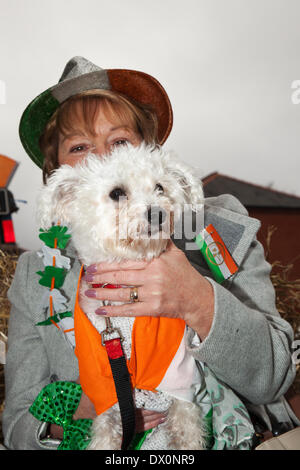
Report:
101,317,136,450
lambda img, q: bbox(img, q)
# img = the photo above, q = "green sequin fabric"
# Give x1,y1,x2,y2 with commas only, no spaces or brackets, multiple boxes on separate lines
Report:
29,381,92,450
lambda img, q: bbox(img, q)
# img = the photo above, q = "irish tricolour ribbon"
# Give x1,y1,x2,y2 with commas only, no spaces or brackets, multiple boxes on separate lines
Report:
194,224,238,283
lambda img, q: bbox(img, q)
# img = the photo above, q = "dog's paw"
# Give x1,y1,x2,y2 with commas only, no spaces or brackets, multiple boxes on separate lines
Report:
165,399,207,450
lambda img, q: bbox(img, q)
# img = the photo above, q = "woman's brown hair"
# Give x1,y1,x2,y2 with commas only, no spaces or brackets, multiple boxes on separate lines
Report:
39,89,159,183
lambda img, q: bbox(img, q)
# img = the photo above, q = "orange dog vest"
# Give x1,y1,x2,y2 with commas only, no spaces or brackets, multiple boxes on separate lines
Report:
74,269,186,415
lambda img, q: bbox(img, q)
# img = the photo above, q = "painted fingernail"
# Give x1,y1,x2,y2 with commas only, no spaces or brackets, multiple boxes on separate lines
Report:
85,289,97,298
95,308,108,315
83,274,95,282
159,417,167,424
86,264,97,274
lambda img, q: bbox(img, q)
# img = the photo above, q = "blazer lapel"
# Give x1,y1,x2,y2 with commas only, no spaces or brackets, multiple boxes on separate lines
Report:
172,197,261,279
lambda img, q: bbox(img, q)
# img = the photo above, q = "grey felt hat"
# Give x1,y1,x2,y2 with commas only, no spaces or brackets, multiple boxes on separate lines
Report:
19,56,173,168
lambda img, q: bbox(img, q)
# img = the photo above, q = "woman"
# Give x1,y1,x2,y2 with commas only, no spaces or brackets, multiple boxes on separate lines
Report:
3,56,299,450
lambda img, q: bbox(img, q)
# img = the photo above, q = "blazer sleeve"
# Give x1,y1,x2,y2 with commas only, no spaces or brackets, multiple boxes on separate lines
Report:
186,202,296,405
2,252,60,450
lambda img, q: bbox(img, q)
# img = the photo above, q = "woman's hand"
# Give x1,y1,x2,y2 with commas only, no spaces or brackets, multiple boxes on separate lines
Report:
71,390,166,432
50,408,165,439
84,239,215,340
72,379,166,432
72,388,98,421
49,379,165,439
135,409,167,432
48,377,97,439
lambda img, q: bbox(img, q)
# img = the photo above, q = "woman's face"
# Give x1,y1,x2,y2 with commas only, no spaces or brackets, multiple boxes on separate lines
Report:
58,106,142,167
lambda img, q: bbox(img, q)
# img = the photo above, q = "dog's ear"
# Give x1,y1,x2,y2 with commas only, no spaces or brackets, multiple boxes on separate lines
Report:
161,151,204,210
36,167,78,229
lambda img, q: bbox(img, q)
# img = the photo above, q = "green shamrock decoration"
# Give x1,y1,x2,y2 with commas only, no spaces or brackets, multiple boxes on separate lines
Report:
36,311,72,326
39,226,71,250
37,266,67,289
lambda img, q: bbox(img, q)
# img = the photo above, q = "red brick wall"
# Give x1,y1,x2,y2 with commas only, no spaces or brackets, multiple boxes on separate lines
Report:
248,208,300,280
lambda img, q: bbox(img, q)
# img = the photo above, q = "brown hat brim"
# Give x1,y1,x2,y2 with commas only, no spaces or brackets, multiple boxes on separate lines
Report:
107,69,173,145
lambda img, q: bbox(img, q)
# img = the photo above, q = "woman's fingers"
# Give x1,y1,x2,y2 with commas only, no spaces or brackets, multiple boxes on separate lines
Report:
86,259,149,274
135,409,167,433
83,269,148,286
84,285,148,304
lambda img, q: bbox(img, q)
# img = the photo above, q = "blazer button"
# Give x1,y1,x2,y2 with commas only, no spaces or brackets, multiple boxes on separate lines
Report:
50,374,59,383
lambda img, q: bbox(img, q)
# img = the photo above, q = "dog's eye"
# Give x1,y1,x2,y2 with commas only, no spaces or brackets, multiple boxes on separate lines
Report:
155,183,164,193
109,187,127,201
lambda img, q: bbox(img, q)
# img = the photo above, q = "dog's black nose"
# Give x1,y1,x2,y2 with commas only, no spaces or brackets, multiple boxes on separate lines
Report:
146,206,166,226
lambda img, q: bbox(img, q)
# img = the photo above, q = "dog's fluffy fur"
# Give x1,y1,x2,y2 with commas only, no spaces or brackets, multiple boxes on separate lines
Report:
37,143,207,450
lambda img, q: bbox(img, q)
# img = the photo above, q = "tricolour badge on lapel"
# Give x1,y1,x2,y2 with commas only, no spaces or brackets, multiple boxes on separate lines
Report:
194,224,238,283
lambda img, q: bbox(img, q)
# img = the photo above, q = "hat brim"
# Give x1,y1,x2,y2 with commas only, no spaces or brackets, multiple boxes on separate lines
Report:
19,69,173,169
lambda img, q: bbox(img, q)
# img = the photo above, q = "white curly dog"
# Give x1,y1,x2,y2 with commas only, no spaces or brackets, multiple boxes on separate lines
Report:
37,143,207,450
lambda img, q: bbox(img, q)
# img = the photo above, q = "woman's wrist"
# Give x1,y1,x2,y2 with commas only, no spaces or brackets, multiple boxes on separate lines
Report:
183,277,215,341
48,423,64,440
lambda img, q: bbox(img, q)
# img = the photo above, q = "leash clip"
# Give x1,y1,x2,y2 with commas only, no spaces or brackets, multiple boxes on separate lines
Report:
101,316,124,347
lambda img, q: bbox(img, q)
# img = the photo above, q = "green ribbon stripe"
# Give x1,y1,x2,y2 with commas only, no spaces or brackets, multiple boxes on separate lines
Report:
194,233,226,283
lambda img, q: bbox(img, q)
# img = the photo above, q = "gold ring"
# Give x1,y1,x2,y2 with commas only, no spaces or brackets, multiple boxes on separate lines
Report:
130,287,139,302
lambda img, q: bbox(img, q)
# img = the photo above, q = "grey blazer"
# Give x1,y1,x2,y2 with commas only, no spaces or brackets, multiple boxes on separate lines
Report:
3,194,300,450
